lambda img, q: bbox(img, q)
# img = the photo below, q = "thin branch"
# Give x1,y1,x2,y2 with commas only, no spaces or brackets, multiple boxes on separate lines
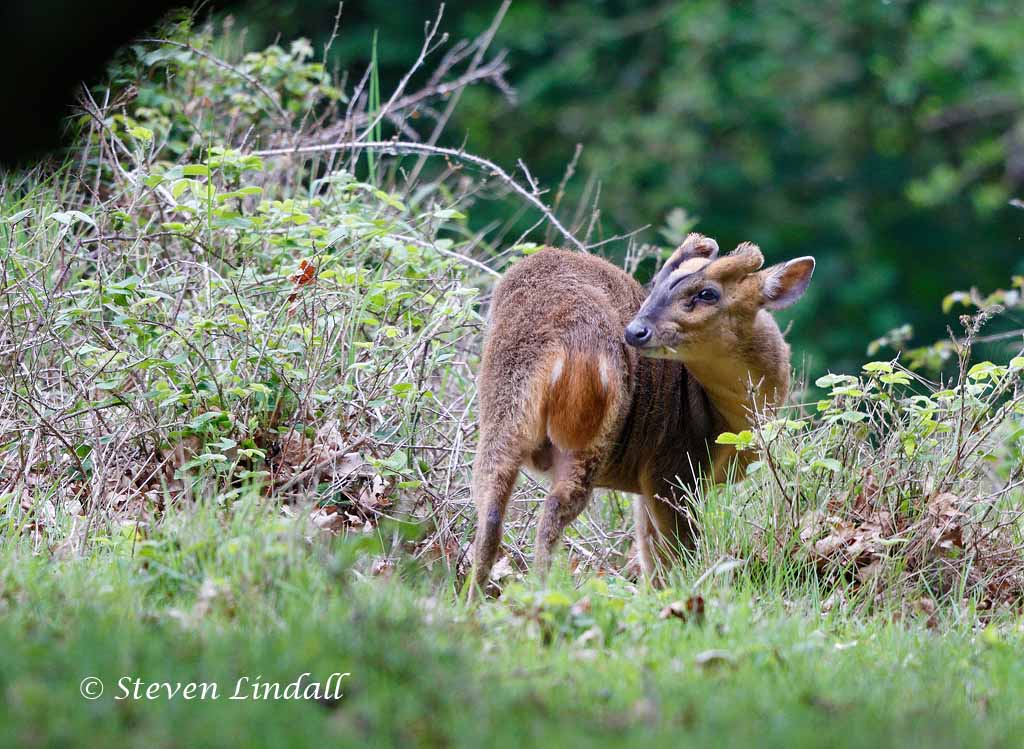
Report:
356,5,448,142
253,140,587,252
406,0,512,185
392,233,500,277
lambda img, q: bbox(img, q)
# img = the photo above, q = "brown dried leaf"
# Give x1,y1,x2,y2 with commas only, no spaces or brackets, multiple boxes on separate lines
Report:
277,431,313,469
659,595,705,623
310,506,345,534
371,558,395,578
489,555,514,582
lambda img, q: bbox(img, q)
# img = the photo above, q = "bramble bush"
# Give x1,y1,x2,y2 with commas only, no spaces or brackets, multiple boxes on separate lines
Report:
1,21,492,570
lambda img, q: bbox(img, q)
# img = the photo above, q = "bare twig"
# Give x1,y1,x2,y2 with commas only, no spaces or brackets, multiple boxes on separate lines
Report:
254,140,587,252
406,1,512,186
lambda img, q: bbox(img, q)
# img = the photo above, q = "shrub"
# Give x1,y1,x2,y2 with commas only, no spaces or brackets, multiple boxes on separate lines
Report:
710,316,1024,611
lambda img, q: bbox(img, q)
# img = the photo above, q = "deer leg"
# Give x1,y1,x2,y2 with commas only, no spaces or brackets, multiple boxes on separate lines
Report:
534,450,600,579
634,492,697,586
469,435,522,596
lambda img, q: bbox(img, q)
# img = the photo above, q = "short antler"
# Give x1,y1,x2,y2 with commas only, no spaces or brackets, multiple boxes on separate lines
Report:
706,241,764,279
659,233,719,279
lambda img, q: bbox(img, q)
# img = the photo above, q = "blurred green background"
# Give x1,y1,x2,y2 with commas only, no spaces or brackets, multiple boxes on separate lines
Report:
235,0,1024,373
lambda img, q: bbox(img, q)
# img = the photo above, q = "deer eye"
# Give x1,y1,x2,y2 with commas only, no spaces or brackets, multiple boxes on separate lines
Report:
695,288,720,304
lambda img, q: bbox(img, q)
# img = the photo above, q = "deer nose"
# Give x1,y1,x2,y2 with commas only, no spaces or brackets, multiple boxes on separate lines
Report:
624,321,652,347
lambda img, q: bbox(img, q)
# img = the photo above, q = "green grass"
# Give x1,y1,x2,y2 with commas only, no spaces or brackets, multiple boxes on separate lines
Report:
2,494,1023,748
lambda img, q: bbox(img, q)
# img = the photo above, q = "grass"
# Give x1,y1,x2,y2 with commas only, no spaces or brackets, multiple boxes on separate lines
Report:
2,491,1024,748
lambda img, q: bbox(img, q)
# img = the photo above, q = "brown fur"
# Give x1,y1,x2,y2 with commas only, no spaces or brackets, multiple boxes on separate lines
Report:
546,351,612,451
468,234,813,594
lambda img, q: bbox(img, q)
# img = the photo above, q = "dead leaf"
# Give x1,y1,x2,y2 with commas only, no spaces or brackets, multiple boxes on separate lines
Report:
914,596,939,629
489,555,514,583
575,625,603,648
371,558,395,578
310,506,345,533
286,259,318,313
822,590,847,614
659,596,705,623
571,596,592,616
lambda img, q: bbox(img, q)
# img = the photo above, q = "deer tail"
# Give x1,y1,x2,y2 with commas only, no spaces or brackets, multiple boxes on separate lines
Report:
540,346,620,452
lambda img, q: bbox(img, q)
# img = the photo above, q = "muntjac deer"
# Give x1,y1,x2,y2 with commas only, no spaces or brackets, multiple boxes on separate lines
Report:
469,234,814,592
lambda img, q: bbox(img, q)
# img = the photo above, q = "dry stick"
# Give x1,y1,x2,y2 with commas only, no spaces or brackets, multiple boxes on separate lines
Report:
392,233,499,277
546,143,582,246
356,5,448,143
78,89,177,210
410,0,511,188
7,389,89,492
254,140,586,253
587,225,651,252
322,1,344,61
338,54,510,136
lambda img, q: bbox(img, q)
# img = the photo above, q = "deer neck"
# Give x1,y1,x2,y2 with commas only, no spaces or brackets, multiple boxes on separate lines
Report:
681,311,791,434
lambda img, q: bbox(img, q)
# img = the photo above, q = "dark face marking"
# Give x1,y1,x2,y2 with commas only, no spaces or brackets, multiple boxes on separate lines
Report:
624,257,732,355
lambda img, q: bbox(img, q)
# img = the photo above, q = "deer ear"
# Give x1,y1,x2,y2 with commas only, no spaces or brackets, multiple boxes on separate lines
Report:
761,256,815,310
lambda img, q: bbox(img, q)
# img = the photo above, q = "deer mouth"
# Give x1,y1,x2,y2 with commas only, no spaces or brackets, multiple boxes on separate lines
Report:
624,319,687,356
637,344,680,360
639,327,688,357
634,340,684,360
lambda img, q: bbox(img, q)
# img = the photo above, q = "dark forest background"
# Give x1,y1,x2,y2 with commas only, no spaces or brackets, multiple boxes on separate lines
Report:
234,0,1024,373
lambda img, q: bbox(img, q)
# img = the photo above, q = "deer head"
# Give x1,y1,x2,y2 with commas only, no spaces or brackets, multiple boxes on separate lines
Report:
624,234,815,359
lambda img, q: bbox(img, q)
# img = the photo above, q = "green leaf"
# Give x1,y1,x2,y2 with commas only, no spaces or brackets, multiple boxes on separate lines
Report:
128,125,154,142
862,361,894,374
715,430,753,447
188,411,226,430
815,373,856,388
811,458,843,473
542,590,572,608
4,209,32,224
49,210,95,227
373,189,406,211
380,451,408,473
185,453,229,468
171,180,193,200
880,372,912,386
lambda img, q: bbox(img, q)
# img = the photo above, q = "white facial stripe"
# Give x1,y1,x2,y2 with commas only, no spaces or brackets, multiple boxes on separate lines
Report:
664,258,711,288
